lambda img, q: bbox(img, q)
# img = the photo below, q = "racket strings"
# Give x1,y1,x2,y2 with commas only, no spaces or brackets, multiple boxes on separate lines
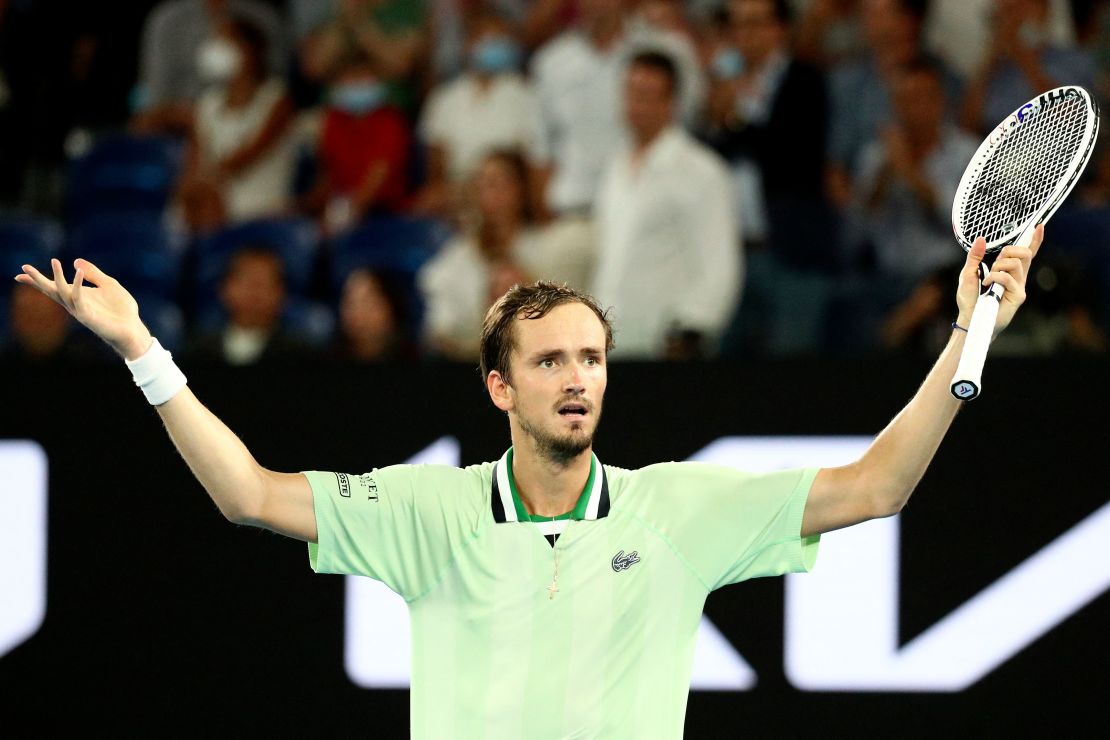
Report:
958,96,1090,246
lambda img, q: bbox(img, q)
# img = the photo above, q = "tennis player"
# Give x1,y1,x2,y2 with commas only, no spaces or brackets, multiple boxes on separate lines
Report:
14,230,1039,739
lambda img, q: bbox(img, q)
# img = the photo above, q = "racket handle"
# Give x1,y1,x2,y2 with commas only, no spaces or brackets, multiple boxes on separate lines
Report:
950,285,1004,401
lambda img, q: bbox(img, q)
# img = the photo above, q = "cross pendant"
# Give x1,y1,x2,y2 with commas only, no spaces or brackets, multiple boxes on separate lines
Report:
547,580,559,599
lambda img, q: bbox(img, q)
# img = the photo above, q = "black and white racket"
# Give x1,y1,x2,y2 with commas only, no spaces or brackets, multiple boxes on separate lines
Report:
950,86,1100,401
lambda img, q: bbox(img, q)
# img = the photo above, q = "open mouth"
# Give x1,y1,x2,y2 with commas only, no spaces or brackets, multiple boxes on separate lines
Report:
557,403,589,419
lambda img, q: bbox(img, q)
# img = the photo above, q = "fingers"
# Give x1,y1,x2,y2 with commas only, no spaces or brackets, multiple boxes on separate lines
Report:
73,258,111,287
1029,223,1045,257
50,258,74,309
18,263,62,302
963,236,987,278
72,268,84,311
984,255,1026,288
984,268,1025,300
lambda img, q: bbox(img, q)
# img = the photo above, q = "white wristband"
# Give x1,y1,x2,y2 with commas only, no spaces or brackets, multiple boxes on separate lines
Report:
124,337,188,406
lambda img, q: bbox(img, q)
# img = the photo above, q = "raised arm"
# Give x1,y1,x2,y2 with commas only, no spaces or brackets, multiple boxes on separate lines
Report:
801,228,1042,537
14,258,317,542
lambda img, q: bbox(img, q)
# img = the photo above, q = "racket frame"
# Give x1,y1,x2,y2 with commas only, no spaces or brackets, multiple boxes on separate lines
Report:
949,86,1100,401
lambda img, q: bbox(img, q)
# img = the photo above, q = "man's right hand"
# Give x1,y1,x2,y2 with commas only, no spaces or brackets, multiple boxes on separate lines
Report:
14,258,153,360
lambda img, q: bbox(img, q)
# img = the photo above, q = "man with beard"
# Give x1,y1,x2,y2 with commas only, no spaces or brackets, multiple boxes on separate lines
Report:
15,240,1042,738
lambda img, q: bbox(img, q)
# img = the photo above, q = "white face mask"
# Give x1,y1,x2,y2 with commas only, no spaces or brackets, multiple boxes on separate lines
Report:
197,37,242,83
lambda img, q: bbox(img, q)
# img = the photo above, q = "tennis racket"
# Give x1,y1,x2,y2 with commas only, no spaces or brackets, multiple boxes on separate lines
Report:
950,86,1100,401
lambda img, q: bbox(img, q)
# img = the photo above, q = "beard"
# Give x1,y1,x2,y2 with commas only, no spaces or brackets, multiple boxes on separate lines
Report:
518,409,600,467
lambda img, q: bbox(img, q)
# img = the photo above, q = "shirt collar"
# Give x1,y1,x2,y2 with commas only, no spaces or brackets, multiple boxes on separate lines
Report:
490,447,610,523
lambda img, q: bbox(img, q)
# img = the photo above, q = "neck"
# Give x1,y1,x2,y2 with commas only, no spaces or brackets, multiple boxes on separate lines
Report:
633,124,667,155
473,71,495,90
480,215,519,255
349,332,392,359
509,435,592,518
906,126,939,155
225,76,257,106
587,15,623,50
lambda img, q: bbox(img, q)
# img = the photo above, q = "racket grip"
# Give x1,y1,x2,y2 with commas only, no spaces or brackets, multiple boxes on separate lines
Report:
950,287,1003,401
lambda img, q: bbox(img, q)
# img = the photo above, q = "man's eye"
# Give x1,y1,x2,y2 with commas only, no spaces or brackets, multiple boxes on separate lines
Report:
541,359,555,368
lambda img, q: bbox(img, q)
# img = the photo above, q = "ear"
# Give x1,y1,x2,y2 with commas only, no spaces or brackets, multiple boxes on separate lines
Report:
487,370,514,413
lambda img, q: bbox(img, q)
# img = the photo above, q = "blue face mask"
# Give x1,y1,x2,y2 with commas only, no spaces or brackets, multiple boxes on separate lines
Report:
471,37,521,74
712,48,745,79
330,81,387,116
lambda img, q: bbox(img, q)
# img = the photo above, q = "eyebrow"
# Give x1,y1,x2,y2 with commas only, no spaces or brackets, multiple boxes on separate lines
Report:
528,347,606,361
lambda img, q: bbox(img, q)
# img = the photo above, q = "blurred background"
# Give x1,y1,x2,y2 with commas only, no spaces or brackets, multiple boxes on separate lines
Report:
1,0,1107,736
2,0,1110,363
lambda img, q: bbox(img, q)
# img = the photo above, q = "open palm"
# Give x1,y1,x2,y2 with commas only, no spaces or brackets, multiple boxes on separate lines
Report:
14,258,149,355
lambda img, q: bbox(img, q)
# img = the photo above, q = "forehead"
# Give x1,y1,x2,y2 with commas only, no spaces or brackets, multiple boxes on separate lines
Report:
512,302,607,355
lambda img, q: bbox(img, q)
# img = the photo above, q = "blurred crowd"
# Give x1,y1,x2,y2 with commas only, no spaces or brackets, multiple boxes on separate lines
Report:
2,0,1110,367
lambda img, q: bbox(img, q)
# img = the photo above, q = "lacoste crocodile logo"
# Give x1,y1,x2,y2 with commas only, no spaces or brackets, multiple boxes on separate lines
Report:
611,550,641,572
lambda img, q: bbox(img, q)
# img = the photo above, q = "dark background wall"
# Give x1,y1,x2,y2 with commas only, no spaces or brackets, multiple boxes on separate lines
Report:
1,358,1106,737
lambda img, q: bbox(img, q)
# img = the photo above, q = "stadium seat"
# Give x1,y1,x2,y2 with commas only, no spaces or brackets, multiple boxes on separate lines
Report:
331,215,451,284
65,133,184,222
0,215,64,279
65,211,186,301
192,216,320,302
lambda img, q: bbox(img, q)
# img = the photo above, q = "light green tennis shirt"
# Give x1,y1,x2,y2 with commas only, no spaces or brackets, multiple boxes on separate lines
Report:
305,448,820,739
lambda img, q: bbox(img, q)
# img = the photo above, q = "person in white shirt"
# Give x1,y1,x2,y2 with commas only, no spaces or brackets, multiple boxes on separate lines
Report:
419,149,592,360
593,51,740,360
414,12,538,218
528,0,705,217
175,16,296,233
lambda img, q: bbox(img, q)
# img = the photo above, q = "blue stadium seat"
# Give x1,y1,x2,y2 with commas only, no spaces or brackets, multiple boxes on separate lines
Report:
193,216,320,302
65,211,186,301
331,215,451,289
65,134,184,222
0,216,64,279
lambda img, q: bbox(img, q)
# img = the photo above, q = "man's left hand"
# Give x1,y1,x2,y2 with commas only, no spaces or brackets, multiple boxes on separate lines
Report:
955,224,1043,337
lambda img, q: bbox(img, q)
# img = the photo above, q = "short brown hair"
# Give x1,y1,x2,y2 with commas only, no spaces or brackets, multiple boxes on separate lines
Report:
479,282,614,385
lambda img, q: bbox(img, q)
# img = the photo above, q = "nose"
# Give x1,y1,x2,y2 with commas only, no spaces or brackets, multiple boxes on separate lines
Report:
563,362,585,395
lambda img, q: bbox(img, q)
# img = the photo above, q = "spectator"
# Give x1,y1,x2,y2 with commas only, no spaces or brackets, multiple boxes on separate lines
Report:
184,246,312,365
1,284,106,363
795,0,867,68
330,267,415,361
132,0,286,135
418,149,590,361
825,0,957,208
593,51,739,360
297,0,428,113
297,53,412,236
424,0,532,81
883,257,1107,354
529,0,705,219
845,59,978,345
175,16,297,234
925,0,1077,79
702,0,830,253
960,0,1095,135
414,11,537,219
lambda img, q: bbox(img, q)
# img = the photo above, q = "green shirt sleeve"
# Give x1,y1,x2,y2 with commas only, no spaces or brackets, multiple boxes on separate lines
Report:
627,462,820,591
302,463,480,601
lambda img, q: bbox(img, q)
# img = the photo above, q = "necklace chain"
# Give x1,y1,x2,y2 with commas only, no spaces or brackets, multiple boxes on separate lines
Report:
548,515,560,599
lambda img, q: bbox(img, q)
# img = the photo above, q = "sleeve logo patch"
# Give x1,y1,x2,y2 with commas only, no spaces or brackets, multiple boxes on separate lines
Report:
336,473,352,498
